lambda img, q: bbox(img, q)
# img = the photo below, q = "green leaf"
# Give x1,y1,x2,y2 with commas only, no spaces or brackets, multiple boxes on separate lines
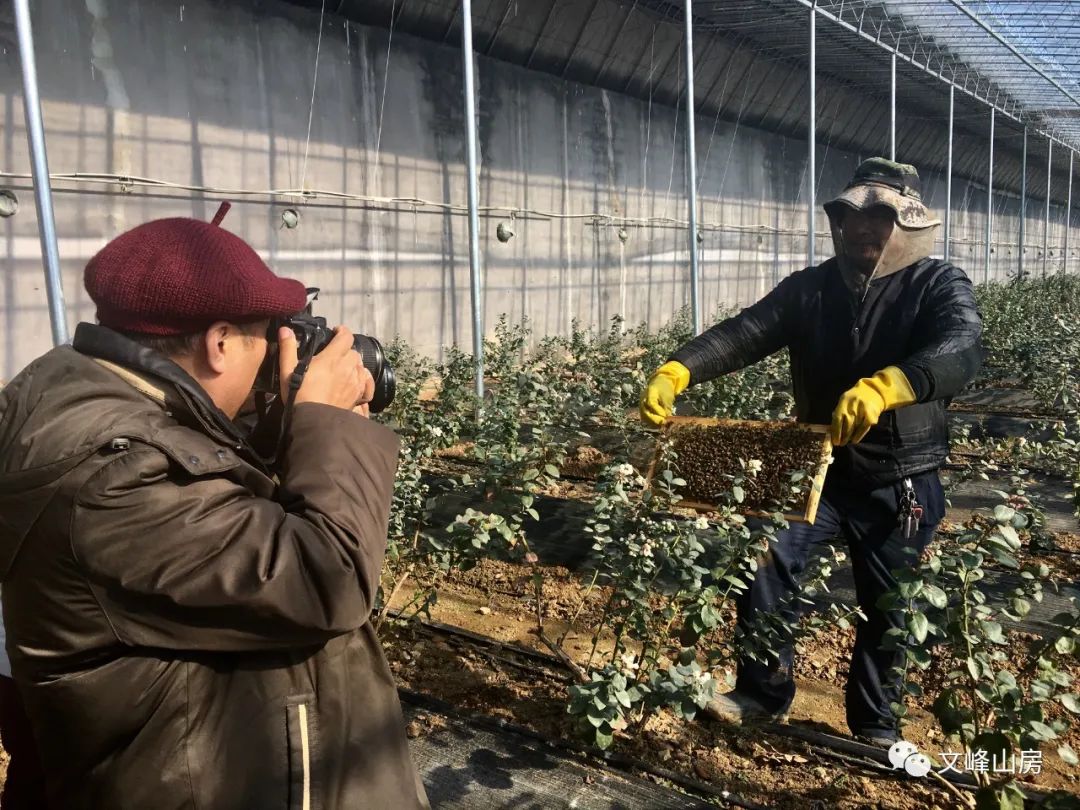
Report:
907,612,930,644
967,656,983,681
989,547,1020,569
909,647,932,669
1033,679,1056,700
1011,598,1032,617
544,464,561,478
960,551,983,571
993,504,1017,525
997,524,1021,549
1050,670,1072,688
1056,636,1077,655
924,585,948,609
732,485,745,504
1060,694,1080,714
1029,720,1058,741
981,621,1007,645
897,579,924,600
1040,790,1080,810
975,784,1025,810
996,670,1018,690
1058,744,1080,766
932,690,967,734
594,727,614,749
972,731,1012,766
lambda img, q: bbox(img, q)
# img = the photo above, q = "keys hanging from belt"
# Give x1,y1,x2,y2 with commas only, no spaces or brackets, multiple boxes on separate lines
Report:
898,478,924,540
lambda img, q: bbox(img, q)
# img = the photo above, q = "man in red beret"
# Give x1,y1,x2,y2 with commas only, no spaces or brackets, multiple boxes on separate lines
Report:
0,205,429,809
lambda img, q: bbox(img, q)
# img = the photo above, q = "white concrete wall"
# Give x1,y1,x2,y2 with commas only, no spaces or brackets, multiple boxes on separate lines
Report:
0,0,1074,379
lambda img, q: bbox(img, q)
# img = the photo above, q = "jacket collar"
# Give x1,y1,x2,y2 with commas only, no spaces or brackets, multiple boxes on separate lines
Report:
92,358,168,404
71,323,269,470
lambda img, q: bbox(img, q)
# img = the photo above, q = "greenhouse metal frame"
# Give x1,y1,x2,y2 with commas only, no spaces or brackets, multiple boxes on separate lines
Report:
13,0,1080,397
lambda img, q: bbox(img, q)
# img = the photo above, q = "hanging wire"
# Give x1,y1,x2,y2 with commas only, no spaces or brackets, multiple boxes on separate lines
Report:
299,0,327,192
374,0,403,180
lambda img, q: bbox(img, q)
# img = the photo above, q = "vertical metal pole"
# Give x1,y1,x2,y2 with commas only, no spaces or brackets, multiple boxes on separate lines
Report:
984,108,994,284
944,85,953,262
1019,126,1027,277
808,1,816,268
889,51,897,161
1066,150,1074,275
461,0,484,402
14,0,68,346
1044,139,1052,277
683,0,701,335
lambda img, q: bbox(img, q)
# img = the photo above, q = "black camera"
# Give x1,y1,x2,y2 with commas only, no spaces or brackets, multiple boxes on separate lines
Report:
254,289,396,413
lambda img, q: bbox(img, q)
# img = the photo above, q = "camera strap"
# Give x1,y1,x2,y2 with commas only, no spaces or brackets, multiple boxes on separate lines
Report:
267,356,313,466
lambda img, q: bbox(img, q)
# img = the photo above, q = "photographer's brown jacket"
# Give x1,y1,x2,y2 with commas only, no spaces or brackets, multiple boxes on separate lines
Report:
0,324,428,810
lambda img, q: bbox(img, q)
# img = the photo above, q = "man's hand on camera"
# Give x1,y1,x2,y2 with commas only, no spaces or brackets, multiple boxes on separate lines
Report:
352,371,374,417
279,325,375,417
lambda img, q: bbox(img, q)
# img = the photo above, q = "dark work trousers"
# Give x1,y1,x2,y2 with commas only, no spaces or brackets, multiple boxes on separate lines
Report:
0,676,48,810
734,470,945,738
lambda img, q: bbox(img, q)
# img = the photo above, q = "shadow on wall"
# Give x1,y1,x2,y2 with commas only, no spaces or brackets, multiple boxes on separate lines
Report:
0,0,1074,379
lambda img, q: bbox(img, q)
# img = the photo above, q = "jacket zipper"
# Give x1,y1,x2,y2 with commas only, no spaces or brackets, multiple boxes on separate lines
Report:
298,703,312,810
851,261,879,348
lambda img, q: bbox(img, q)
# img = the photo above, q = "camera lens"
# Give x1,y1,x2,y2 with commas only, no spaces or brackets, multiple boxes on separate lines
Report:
353,334,396,413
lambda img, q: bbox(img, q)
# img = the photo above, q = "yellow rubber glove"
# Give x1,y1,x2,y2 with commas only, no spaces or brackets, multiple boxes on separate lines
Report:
640,361,691,426
831,366,917,446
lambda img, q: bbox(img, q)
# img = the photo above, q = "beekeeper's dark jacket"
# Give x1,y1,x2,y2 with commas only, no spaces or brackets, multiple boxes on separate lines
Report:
671,257,983,487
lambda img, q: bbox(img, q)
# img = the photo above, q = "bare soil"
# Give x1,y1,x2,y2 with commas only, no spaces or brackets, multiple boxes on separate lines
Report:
384,557,1080,808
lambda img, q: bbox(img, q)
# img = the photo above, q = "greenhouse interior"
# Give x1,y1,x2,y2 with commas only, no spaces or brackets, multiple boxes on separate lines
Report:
1,0,1080,808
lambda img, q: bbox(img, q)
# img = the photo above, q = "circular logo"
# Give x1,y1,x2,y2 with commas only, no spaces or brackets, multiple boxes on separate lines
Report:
904,753,933,778
888,741,918,769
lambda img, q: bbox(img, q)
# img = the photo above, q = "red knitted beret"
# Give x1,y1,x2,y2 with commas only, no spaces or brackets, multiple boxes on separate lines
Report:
85,203,307,336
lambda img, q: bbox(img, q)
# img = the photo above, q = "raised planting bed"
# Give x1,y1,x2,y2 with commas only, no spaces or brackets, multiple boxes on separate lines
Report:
650,417,833,523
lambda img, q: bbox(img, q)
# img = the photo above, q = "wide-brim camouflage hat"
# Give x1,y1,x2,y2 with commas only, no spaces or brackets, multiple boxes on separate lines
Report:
824,157,941,229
